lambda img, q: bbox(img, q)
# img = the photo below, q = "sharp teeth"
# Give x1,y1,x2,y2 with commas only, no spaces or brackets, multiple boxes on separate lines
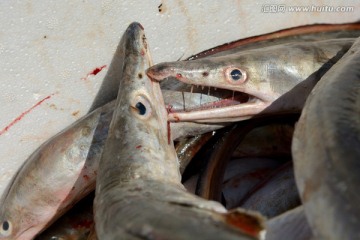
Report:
208,87,210,96
201,86,204,90
190,85,194,94
232,91,235,100
182,91,186,111
214,87,217,91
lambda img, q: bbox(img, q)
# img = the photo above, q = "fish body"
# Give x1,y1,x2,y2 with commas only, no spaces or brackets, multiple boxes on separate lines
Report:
94,22,264,240
147,39,353,122
240,162,300,218
222,158,282,209
191,23,360,59
0,101,111,240
265,206,313,240
35,193,95,240
292,37,360,239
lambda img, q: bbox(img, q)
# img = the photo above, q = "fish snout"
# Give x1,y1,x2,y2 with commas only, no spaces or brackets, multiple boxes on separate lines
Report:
146,63,176,81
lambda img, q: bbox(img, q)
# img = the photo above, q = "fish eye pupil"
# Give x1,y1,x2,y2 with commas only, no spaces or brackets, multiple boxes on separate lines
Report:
135,102,146,115
2,221,9,231
230,69,242,80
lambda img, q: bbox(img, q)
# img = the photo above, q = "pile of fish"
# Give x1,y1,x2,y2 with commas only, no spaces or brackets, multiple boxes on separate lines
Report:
0,21,359,240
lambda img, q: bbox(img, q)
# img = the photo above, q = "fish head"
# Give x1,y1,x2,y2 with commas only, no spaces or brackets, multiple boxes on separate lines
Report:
100,22,181,185
0,190,45,240
146,52,278,122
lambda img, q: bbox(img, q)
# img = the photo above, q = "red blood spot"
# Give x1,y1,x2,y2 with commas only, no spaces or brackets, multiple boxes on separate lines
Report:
166,105,174,113
81,65,107,80
136,145,142,149
83,175,90,181
176,73,182,79
0,94,55,136
140,50,145,56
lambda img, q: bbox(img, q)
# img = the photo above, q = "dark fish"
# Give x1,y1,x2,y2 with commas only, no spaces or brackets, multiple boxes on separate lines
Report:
292,37,360,239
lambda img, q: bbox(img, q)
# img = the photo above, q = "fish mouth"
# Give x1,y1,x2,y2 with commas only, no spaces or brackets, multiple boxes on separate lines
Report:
160,77,269,123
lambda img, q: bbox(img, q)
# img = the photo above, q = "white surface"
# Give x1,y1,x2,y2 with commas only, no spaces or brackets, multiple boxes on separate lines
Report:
0,0,359,194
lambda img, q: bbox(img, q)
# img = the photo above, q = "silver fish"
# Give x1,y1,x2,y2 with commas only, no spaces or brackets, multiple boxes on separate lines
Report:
265,206,313,240
292,37,360,239
239,162,300,218
94,22,264,240
190,23,360,60
35,193,95,240
0,24,229,240
147,39,354,122
222,158,282,210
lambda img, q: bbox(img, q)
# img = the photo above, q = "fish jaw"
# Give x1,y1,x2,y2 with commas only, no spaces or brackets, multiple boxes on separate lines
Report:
168,100,270,123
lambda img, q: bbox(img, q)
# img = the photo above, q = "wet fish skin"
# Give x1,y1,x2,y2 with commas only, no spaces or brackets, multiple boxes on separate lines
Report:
292,37,360,239
147,39,353,122
191,23,360,59
222,158,282,210
232,123,294,159
239,162,301,218
94,23,264,240
265,206,313,240
0,100,112,240
35,193,95,240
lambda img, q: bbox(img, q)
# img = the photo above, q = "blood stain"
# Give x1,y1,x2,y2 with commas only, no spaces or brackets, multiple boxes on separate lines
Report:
0,93,55,136
81,65,107,80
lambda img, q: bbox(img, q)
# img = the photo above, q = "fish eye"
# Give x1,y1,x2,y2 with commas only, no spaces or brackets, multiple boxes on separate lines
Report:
230,69,242,80
131,95,152,119
225,67,247,84
0,220,12,237
135,102,146,115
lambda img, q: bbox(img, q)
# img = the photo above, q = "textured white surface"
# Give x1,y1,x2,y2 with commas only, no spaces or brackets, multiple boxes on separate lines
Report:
0,0,359,194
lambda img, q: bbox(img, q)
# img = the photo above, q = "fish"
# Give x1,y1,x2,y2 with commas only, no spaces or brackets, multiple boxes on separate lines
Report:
0,24,230,239
222,158,282,210
292,37,360,239
189,22,360,60
94,22,264,240
35,193,95,240
0,100,112,240
232,123,294,159
239,162,301,218
147,38,353,123
175,132,213,174
195,115,298,201
265,206,313,240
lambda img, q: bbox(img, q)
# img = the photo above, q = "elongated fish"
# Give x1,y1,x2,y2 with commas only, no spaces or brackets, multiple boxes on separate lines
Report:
292,37,360,239
94,22,264,240
0,26,229,240
147,39,353,122
189,22,360,60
